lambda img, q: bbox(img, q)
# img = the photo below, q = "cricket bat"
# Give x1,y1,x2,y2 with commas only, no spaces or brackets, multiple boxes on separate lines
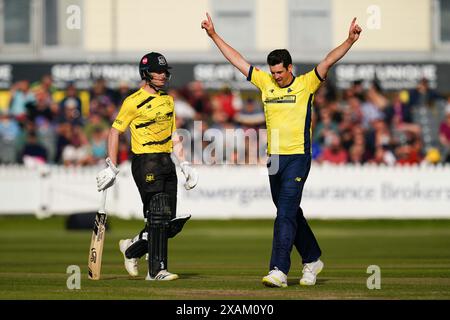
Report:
88,190,108,280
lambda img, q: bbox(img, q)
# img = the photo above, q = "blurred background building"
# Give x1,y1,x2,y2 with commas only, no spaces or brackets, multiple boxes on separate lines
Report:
0,0,449,63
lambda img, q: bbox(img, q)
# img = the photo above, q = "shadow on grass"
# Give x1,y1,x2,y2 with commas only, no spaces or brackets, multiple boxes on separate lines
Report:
287,278,330,286
97,276,132,281
99,273,201,281
178,273,201,279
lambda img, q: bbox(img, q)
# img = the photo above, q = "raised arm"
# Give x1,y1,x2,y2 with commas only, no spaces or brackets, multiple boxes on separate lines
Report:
316,17,362,80
201,12,251,78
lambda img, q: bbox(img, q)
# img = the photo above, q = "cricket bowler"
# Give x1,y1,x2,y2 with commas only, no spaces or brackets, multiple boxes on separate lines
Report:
202,13,362,287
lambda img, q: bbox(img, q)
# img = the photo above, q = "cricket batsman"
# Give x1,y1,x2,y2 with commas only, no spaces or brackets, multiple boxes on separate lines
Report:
96,52,198,280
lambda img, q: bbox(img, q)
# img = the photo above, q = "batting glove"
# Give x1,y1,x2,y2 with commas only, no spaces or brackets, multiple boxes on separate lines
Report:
96,158,120,192
180,161,198,190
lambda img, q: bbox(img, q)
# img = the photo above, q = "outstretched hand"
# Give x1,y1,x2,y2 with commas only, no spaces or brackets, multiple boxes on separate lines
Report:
348,17,362,43
201,12,216,37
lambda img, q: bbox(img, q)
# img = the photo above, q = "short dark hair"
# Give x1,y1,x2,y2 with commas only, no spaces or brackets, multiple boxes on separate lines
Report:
267,49,292,68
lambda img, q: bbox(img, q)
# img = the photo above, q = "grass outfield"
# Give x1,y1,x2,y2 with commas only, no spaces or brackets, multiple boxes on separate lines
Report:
0,216,449,300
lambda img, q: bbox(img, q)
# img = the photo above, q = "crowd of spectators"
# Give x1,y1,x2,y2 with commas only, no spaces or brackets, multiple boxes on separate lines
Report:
1,74,449,167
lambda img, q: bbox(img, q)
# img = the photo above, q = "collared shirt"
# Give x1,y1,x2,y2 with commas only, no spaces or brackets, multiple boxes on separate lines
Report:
247,66,323,154
112,88,176,154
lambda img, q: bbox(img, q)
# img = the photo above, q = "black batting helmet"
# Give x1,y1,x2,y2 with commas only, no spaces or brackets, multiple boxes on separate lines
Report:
139,52,172,80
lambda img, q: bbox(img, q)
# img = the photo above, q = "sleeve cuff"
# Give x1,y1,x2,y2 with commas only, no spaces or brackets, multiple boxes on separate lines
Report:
247,66,254,81
112,122,125,133
314,67,325,82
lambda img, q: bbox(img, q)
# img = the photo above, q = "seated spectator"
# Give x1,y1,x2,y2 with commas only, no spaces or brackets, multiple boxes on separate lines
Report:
384,91,413,124
395,143,421,165
348,143,366,165
182,81,211,120
21,131,48,166
0,109,22,163
327,100,343,124
62,127,93,166
407,78,443,108
55,122,73,164
90,127,108,163
210,108,230,130
385,92,421,140
368,146,396,166
31,74,55,95
234,98,265,129
59,83,82,118
373,119,393,149
30,74,56,108
340,128,354,151
90,78,116,121
312,88,327,109
169,89,196,129
313,108,339,144
212,86,241,120
351,126,372,161
58,98,84,126
361,82,387,130
366,118,394,158
319,133,348,164
114,81,132,105
117,135,131,164
9,80,35,121
36,116,57,163
26,89,58,123
439,104,450,163
343,96,364,127
350,79,365,101
83,112,109,140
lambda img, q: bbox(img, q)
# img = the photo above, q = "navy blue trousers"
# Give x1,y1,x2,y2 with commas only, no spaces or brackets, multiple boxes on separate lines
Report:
267,154,321,275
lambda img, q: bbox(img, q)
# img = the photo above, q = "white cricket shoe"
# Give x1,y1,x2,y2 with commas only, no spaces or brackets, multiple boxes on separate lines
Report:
145,270,179,281
119,239,139,277
262,267,288,288
300,259,324,286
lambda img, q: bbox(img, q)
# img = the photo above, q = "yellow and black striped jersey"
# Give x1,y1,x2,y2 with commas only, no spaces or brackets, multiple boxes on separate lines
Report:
112,88,176,154
247,66,323,155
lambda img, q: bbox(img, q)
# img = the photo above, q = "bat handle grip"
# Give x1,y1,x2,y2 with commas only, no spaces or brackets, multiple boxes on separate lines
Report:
99,189,107,214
